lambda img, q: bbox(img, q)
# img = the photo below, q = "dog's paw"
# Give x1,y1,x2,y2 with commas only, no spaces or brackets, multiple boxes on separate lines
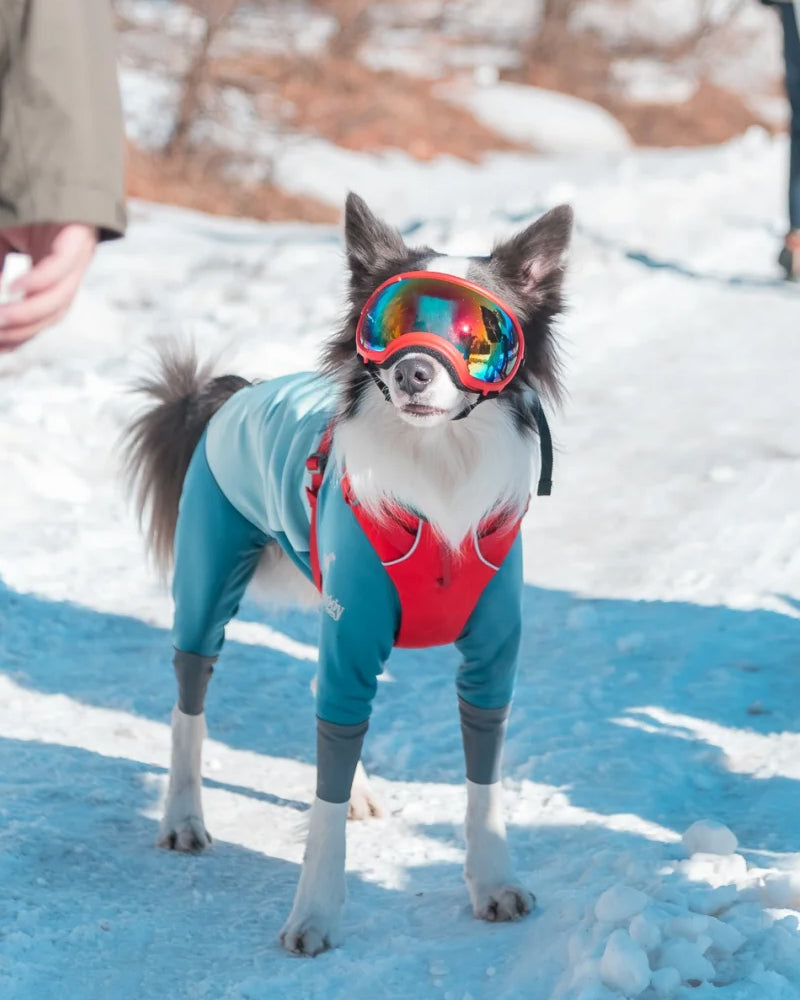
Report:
472,884,536,923
280,917,340,957
157,815,212,853
348,761,384,821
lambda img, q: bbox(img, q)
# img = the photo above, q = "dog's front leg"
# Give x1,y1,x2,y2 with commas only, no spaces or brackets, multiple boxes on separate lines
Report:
158,651,215,852
464,779,534,920
310,677,381,819
280,797,348,956
281,718,368,956
460,700,535,921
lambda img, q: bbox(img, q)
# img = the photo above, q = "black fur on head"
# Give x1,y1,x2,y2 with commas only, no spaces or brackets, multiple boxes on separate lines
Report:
321,193,573,421
483,204,573,405
321,193,433,417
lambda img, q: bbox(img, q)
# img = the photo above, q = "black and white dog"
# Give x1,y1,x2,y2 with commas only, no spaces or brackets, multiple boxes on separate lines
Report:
124,193,572,955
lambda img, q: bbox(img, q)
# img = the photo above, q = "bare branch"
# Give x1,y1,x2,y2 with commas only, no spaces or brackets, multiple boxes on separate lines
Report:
164,0,244,157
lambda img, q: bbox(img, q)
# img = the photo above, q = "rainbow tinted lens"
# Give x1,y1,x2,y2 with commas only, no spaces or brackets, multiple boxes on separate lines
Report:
358,275,521,386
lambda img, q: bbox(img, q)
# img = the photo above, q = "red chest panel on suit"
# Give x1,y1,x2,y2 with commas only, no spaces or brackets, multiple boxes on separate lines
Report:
306,427,522,648
348,496,520,647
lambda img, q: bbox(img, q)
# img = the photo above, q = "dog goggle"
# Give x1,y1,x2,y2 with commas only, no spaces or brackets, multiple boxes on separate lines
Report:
355,271,525,395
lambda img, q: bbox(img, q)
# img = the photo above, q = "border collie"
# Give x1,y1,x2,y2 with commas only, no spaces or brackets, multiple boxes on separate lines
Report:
124,193,572,955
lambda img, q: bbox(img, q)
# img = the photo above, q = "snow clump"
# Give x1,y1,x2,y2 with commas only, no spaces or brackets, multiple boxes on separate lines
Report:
682,819,738,857
599,928,651,996
594,885,648,923
761,870,800,910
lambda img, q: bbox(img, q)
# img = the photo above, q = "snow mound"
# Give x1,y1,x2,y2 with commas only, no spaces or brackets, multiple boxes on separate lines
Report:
438,81,632,155
682,819,738,857
565,829,773,998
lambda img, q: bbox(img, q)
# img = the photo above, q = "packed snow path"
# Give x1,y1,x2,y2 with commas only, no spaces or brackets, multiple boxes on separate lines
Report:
1,135,799,999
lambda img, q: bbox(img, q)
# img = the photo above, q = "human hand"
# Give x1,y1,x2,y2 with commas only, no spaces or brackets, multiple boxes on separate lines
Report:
0,222,98,350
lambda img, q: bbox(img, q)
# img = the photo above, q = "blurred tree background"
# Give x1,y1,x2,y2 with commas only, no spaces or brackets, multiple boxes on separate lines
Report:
116,0,784,220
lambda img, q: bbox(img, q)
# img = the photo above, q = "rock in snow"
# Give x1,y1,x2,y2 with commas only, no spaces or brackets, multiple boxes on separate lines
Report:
682,820,738,857
600,929,651,996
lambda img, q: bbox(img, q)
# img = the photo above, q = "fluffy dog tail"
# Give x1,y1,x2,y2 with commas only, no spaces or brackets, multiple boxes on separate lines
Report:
123,344,250,574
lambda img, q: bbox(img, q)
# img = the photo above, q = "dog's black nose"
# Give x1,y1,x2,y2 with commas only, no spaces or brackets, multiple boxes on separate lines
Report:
393,356,435,395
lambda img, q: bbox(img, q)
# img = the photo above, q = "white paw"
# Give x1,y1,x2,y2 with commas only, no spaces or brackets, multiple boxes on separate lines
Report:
282,798,347,956
159,708,210,851
348,761,384,820
280,915,340,957
157,813,211,853
472,883,536,922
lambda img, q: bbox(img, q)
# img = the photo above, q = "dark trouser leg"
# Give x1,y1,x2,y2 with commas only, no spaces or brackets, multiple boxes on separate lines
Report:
781,4,800,230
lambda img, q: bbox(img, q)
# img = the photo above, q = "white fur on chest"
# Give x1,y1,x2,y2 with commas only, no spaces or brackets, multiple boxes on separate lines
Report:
334,390,535,548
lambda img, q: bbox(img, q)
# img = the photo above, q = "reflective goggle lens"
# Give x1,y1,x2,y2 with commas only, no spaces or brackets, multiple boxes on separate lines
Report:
358,275,521,386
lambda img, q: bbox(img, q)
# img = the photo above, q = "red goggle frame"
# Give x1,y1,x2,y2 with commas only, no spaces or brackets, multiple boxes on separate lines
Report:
355,271,525,395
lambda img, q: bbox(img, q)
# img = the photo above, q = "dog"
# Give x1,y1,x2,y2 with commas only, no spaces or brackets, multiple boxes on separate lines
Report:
124,192,572,956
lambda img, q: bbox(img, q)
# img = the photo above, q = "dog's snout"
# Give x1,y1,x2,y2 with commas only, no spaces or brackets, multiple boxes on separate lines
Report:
393,356,435,395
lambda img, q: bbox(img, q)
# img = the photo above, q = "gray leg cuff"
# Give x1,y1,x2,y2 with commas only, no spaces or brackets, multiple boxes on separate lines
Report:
316,718,369,804
173,649,216,716
459,697,510,785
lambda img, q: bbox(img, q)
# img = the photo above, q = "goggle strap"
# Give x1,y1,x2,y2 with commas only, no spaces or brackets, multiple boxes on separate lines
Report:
533,394,553,496
367,364,392,402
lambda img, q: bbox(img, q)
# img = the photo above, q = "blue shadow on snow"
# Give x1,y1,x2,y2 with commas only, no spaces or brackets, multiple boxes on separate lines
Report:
1,577,799,852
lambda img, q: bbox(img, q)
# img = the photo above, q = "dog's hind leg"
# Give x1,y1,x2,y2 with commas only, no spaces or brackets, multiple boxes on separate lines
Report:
159,434,269,852
348,760,383,820
158,654,214,852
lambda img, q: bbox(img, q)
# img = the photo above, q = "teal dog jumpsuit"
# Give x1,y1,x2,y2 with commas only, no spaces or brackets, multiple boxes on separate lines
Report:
171,372,528,803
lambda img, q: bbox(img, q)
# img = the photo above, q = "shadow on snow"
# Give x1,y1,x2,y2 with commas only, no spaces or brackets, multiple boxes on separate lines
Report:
1,577,799,853
2,578,800,997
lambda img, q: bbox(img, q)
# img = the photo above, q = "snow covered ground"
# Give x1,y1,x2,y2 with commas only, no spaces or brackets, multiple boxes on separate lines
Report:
2,129,800,999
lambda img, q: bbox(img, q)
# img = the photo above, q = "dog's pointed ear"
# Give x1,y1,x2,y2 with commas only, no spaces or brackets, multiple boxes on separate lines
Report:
344,193,407,285
491,205,573,311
